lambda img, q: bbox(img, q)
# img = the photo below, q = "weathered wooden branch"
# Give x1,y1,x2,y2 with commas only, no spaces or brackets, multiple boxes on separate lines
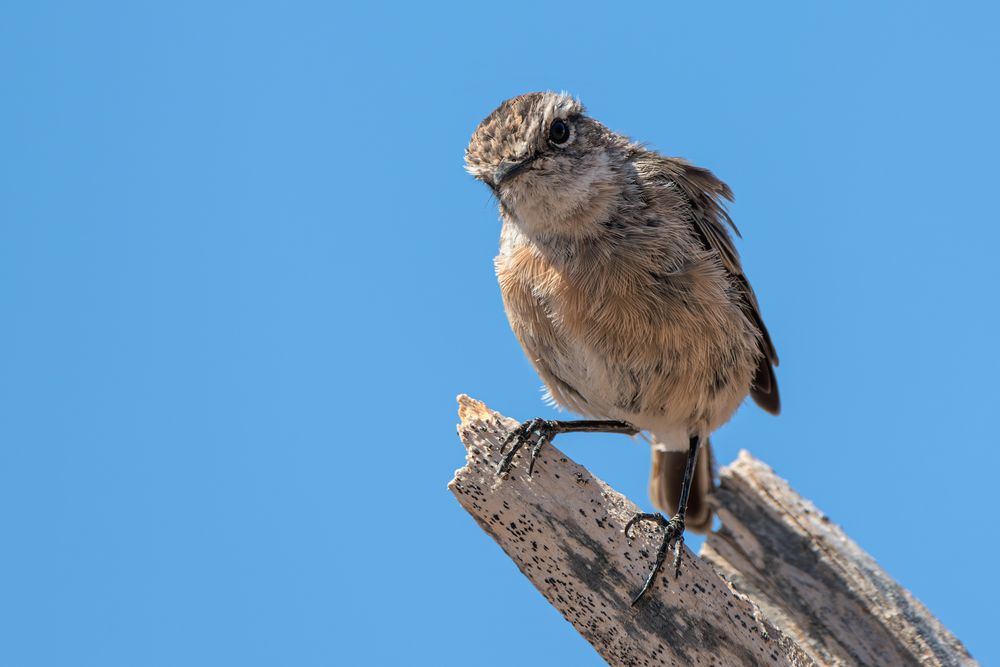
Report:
449,395,977,667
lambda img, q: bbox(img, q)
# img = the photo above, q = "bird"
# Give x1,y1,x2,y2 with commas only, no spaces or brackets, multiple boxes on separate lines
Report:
464,92,779,604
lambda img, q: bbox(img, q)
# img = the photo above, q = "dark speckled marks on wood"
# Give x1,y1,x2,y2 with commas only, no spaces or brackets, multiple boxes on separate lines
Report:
454,399,974,666
450,398,819,667
535,434,758,663
712,481,918,665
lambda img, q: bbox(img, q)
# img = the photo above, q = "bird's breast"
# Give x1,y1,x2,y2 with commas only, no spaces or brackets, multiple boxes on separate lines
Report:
495,229,757,431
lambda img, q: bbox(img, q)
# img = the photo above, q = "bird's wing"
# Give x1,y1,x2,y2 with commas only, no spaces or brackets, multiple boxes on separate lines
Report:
646,155,780,415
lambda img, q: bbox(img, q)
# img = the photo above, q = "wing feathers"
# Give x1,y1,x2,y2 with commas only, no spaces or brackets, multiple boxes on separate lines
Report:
652,155,781,415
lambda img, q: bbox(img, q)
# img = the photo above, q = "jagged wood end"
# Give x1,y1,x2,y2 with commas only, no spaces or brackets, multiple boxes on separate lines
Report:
703,451,978,667
448,395,814,667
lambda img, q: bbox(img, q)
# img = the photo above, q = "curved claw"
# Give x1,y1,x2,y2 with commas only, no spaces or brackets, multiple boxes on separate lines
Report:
496,418,552,477
624,512,667,541
526,433,549,476
627,512,687,606
671,535,685,578
495,417,637,478
496,446,520,476
498,430,518,456
631,563,660,606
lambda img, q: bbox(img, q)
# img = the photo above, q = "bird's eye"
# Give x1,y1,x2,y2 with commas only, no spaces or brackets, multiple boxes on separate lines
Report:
549,119,570,145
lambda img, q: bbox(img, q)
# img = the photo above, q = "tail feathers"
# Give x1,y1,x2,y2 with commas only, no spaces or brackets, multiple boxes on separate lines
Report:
750,351,781,415
649,438,715,534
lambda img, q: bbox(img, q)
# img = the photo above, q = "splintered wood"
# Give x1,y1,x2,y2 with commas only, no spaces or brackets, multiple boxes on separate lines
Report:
703,453,976,667
448,395,977,667
449,395,811,667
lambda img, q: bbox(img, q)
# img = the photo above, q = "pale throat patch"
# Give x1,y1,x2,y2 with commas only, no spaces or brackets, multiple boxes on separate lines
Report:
503,151,619,241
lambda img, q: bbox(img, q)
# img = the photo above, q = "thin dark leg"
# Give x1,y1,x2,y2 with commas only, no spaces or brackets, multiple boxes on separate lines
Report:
627,434,702,605
496,418,638,477
672,433,702,525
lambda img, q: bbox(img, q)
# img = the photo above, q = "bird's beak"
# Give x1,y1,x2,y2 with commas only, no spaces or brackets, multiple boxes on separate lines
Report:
493,156,536,186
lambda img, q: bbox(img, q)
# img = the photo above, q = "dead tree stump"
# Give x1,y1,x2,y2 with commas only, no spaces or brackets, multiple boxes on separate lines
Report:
448,395,976,667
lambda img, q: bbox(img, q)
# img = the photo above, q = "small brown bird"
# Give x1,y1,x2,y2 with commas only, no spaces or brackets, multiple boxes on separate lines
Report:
465,92,779,603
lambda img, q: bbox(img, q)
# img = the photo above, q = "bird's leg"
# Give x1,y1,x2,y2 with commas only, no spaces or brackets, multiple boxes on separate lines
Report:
496,418,638,477
625,434,702,605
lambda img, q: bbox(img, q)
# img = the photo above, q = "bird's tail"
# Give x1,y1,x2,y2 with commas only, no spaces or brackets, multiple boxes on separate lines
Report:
648,434,715,534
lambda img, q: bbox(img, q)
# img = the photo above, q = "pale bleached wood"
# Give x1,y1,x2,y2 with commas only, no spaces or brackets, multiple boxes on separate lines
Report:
701,451,977,667
449,395,814,667
450,396,978,667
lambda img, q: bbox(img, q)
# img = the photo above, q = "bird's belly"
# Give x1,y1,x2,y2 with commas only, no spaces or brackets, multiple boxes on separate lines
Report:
530,324,752,435
496,238,756,434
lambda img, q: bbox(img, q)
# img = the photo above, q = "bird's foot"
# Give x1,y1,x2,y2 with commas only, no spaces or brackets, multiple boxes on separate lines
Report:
495,417,639,478
625,512,686,605
496,418,556,477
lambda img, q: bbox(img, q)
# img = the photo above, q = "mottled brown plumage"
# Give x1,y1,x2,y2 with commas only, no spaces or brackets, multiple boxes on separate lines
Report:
465,92,779,533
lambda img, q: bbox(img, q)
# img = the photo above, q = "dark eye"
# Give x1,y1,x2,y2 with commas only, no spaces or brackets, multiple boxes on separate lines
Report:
549,118,570,145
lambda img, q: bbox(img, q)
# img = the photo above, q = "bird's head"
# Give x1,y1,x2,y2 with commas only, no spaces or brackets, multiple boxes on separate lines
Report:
465,92,627,239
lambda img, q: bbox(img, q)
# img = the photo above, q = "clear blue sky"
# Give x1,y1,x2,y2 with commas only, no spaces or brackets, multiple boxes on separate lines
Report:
2,2,997,665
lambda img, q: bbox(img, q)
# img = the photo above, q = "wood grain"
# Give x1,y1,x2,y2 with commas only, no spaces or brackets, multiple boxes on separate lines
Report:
449,396,978,666
703,452,976,667
449,395,813,666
